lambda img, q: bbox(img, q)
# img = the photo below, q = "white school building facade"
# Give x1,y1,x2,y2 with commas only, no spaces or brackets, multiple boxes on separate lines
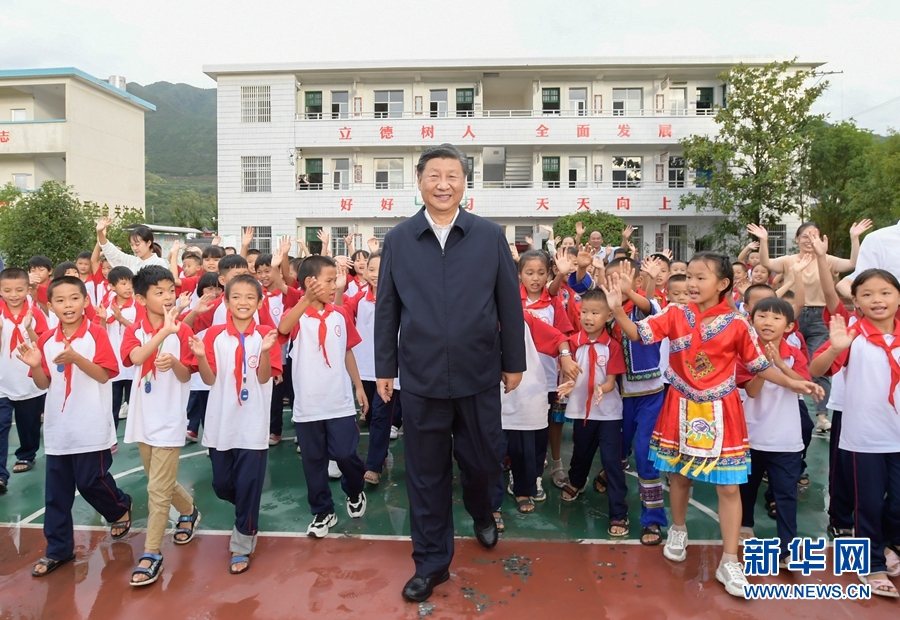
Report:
204,57,819,258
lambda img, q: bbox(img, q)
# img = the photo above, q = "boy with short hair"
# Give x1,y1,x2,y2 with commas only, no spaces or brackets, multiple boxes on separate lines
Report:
669,260,688,276
190,274,282,574
99,266,140,436
278,255,369,537
75,251,95,303
121,265,199,586
16,276,132,577
28,255,54,313
0,268,49,484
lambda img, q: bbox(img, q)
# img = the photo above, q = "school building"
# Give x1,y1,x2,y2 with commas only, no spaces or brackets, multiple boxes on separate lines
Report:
0,68,154,212
203,57,820,259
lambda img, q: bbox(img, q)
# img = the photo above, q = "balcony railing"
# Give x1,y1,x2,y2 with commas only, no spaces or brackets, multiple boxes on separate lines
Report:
295,180,698,192
295,107,717,121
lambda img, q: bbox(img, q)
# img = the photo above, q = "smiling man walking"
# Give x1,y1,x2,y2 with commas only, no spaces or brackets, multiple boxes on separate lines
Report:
374,143,526,603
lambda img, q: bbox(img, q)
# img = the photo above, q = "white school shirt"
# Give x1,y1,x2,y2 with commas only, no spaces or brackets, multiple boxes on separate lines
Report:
564,331,626,422
265,287,302,364
347,290,401,389
832,325,900,454
103,298,139,381
121,320,196,447
824,310,857,413
290,304,361,423
0,300,48,401
737,340,808,452
36,321,119,455
201,323,283,450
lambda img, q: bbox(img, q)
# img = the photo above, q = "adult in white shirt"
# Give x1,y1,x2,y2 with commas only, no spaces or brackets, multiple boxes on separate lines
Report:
96,217,169,273
836,219,900,298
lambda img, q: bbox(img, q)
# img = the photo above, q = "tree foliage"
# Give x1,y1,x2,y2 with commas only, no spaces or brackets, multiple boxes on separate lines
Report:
552,211,627,246
679,59,827,251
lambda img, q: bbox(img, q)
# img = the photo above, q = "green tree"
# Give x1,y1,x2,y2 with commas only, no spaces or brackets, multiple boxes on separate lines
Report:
0,181,96,267
552,212,627,246
167,190,217,231
844,132,900,242
679,59,827,251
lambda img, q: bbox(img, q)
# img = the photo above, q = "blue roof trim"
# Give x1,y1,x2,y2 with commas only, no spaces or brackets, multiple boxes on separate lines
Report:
0,68,156,112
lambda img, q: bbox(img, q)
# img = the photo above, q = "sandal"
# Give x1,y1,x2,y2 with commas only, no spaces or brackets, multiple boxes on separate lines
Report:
797,474,810,490
593,470,608,493
640,525,663,546
551,461,566,489
560,481,584,502
886,547,900,578
608,519,629,538
364,471,380,485
765,500,777,520
32,553,76,577
860,574,900,598
230,555,250,575
493,511,505,534
516,496,535,514
109,494,133,540
13,460,34,473
130,553,164,586
173,506,201,545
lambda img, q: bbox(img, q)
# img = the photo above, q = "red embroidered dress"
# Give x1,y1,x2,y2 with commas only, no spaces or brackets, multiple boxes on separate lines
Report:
636,303,769,484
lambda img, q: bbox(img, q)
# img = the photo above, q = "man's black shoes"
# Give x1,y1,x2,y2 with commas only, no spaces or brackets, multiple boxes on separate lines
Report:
474,519,498,549
402,571,450,602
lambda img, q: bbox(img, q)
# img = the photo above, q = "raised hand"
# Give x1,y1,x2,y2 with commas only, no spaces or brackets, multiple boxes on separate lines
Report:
169,240,184,257
260,329,278,353
367,237,380,253
96,216,112,234
662,248,673,261
524,235,533,248
554,248,574,276
622,225,634,241
828,314,857,352
810,231,828,257
575,221,585,237
747,223,768,241
188,335,205,358
195,292,216,315
335,261,348,291
600,273,623,311
279,235,293,256
344,234,355,253
539,224,554,237
641,256,662,281
52,342,81,366
618,258,636,294
96,305,109,323
177,291,193,309
576,248,593,270
849,219,873,240
162,305,181,336
241,226,255,247
793,252,814,273
764,341,783,366
745,240,760,252
304,276,326,302
16,342,41,368
211,236,222,246
509,243,520,262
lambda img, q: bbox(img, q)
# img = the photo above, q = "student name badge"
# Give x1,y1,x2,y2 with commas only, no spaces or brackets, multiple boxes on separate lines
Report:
56,364,65,373
240,388,249,402
144,380,152,394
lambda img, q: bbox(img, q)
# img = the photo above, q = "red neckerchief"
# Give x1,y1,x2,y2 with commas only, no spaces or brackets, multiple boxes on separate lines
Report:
304,304,334,368
54,318,90,411
572,329,612,426
365,286,376,303
687,299,731,358
521,285,552,310
104,296,135,325
1,299,31,357
226,313,257,406
138,316,165,383
265,288,281,300
856,317,900,408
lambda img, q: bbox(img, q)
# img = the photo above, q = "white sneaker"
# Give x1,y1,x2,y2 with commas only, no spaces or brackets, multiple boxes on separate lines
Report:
389,426,399,440
663,528,689,562
296,445,302,454
328,460,341,479
816,415,832,432
716,560,749,597
118,401,129,419
532,477,547,502
307,512,337,538
268,434,281,446
347,492,367,518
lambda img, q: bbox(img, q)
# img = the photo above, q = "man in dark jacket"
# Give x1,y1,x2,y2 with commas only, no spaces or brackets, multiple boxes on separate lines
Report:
375,143,526,603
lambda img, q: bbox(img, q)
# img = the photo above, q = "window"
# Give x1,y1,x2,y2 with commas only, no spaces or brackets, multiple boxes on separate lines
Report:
331,91,349,119
569,88,587,116
629,225,644,258
696,87,714,115
542,156,560,188
695,168,712,188
374,90,403,118
668,225,688,262
612,156,642,188
542,88,560,114
767,224,787,257
375,158,404,189
249,226,272,254
466,156,475,189
241,156,271,193
613,88,642,116
568,156,586,188
430,90,448,118
331,226,350,256
13,173,30,191
456,88,474,117
332,158,350,190
668,156,685,188
515,226,533,252
669,88,687,115
373,226,393,244
305,91,323,119
11,109,26,122
241,86,271,123
301,158,323,190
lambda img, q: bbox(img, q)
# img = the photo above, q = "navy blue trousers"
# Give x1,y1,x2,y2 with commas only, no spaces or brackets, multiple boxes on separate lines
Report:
568,418,627,522
828,411,855,529
295,416,364,515
111,380,130,431
365,387,402,473
0,395,44,479
270,376,287,436
209,448,268,536
44,450,129,560
401,386,504,580
186,390,209,434
849,450,900,574
741,449,801,558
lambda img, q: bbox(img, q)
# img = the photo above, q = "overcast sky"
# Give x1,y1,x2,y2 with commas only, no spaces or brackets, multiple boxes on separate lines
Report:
3,0,898,133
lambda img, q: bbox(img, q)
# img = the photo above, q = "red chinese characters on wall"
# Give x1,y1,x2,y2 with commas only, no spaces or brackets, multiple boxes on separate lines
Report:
616,197,631,211
380,198,394,211
340,198,353,212
576,125,590,138
462,125,476,139
462,198,474,211
535,124,550,138
658,124,673,138
577,197,590,211
660,197,672,210
421,125,435,139
617,124,631,138
0,130,11,143
379,126,394,140
536,198,550,211
339,127,352,140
